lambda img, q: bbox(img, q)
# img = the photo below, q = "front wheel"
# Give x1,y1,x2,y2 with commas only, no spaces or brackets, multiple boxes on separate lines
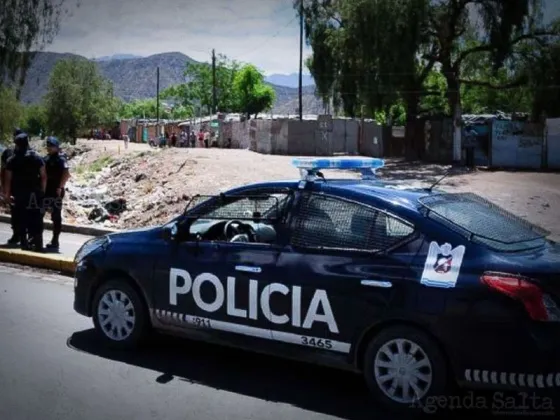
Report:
92,279,149,349
363,326,448,412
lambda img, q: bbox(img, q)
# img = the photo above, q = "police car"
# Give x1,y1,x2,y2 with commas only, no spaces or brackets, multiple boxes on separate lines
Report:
73,157,560,410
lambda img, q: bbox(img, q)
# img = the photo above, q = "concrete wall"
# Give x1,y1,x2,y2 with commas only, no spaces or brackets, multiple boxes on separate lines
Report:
546,118,560,170
491,120,544,169
217,118,365,156
424,119,454,163
360,122,384,157
287,120,317,155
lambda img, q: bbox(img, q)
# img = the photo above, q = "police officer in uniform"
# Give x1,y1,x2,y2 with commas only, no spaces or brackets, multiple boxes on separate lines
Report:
3,133,47,251
1,128,23,244
43,137,70,249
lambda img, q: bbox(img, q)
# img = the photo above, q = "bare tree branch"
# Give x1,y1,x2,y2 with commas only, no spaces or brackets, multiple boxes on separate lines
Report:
454,31,557,69
458,76,528,89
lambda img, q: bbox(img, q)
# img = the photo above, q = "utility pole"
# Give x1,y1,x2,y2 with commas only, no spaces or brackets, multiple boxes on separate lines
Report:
212,49,217,115
298,0,304,120
156,66,160,135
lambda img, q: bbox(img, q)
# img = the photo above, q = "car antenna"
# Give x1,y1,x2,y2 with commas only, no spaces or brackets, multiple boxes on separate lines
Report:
426,167,454,192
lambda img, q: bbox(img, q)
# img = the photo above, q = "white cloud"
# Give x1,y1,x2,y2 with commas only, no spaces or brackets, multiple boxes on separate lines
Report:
47,0,312,74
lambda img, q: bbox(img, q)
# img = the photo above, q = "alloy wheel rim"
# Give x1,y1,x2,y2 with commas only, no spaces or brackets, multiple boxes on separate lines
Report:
97,289,136,341
373,338,433,404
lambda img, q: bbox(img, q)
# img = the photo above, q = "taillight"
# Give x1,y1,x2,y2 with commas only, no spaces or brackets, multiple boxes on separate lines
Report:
481,273,560,322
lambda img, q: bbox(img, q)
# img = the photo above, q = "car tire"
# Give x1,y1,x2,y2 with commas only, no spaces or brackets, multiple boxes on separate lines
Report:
92,279,149,350
363,325,448,413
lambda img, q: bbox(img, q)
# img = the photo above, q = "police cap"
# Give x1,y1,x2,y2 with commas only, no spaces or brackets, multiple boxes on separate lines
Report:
46,136,60,147
14,132,29,146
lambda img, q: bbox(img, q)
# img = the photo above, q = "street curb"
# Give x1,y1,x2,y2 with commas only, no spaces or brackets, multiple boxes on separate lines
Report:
0,214,118,237
0,248,75,275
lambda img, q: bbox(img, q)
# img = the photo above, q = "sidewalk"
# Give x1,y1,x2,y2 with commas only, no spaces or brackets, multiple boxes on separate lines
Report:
0,222,93,258
0,222,95,274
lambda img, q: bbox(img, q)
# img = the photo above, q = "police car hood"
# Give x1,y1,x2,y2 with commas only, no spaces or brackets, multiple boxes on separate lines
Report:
107,226,160,242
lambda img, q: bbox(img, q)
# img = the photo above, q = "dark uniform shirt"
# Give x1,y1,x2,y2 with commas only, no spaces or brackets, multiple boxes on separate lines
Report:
5,149,45,196
44,152,69,196
1,147,14,169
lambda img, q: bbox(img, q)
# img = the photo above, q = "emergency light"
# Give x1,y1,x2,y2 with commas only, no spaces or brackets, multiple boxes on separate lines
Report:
292,157,385,171
292,157,385,186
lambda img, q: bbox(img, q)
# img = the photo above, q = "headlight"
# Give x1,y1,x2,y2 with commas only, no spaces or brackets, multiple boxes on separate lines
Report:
74,236,110,263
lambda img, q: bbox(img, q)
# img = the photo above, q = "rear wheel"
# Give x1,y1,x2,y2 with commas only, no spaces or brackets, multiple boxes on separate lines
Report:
92,279,149,349
363,326,448,412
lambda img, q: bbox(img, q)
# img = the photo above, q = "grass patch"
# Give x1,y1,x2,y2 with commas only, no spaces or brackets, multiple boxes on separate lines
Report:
89,155,114,172
73,154,114,181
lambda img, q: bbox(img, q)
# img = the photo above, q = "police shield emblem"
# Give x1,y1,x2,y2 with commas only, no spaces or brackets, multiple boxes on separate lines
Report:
421,242,466,288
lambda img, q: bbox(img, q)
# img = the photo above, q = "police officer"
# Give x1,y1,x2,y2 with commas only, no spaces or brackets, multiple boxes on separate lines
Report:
1,128,23,244
43,137,70,249
3,132,47,251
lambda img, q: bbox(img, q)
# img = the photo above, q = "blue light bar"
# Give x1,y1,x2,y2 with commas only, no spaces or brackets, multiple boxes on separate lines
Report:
292,157,385,170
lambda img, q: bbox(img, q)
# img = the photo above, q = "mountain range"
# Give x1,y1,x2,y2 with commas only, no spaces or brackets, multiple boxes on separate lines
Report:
17,51,323,114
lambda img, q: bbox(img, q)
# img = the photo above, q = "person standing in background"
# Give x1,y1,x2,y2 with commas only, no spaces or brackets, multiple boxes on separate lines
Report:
0,128,22,245
190,130,196,147
43,137,70,250
204,130,210,148
3,133,47,251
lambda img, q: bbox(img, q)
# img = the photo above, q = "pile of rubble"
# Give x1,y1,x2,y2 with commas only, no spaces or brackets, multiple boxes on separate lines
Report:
64,149,190,228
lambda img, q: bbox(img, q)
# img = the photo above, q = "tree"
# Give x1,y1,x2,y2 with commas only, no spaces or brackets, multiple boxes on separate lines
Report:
0,87,23,142
21,104,48,137
164,54,240,116
0,0,66,94
298,0,435,158
44,58,118,143
425,0,554,160
118,98,193,120
232,65,275,119
299,0,559,160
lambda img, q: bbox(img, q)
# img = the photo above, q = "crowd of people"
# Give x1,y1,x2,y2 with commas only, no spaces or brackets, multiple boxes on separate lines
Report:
0,129,70,253
149,128,232,149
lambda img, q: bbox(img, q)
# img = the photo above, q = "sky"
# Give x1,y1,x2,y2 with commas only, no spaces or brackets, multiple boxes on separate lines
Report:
46,0,560,75
46,0,312,75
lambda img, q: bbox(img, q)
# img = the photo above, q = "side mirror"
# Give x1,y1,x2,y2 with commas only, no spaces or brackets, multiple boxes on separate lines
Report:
162,223,178,241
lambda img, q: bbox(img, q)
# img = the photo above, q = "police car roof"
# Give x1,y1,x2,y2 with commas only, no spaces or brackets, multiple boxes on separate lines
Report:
228,179,431,216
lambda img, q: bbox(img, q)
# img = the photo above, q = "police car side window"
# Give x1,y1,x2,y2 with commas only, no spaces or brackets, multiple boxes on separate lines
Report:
185,192,289,244
290,194,415,252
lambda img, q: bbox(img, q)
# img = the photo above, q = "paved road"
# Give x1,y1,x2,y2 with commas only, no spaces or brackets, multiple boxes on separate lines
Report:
0,222,93,257
0,268,382,420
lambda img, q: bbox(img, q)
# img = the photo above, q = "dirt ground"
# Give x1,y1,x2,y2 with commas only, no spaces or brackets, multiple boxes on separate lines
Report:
64,139,560,241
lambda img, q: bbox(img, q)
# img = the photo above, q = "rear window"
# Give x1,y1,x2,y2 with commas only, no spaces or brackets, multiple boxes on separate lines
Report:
419,193,549,251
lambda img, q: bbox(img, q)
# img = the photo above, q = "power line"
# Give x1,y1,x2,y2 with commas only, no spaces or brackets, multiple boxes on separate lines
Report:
234,15,299,60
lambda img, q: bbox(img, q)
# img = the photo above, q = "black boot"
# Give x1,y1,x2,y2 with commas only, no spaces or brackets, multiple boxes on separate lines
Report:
46,237,60,250
20,238,30,251
31,236,44,253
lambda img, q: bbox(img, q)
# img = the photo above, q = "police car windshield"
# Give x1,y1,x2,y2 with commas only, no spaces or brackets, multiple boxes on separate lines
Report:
419,193,549,252
185,193,284,221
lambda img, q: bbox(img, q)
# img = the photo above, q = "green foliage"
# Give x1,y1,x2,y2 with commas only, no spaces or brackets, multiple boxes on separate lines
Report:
301,0,432,118
232,64,276,119
0,0,65,89
521,35,560,119
299,0,559,127
118,98,193,120
163,54,240,115
419,70,449,115
44,58,119,142
0,87,23,142
163,55,274,118
21,104,48,137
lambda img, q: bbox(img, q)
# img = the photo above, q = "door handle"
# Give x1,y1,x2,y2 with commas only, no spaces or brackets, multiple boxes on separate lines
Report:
361,280,392,288
235,265,262,274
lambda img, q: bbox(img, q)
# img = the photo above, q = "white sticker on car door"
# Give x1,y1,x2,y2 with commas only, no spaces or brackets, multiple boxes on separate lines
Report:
420,242,466,288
